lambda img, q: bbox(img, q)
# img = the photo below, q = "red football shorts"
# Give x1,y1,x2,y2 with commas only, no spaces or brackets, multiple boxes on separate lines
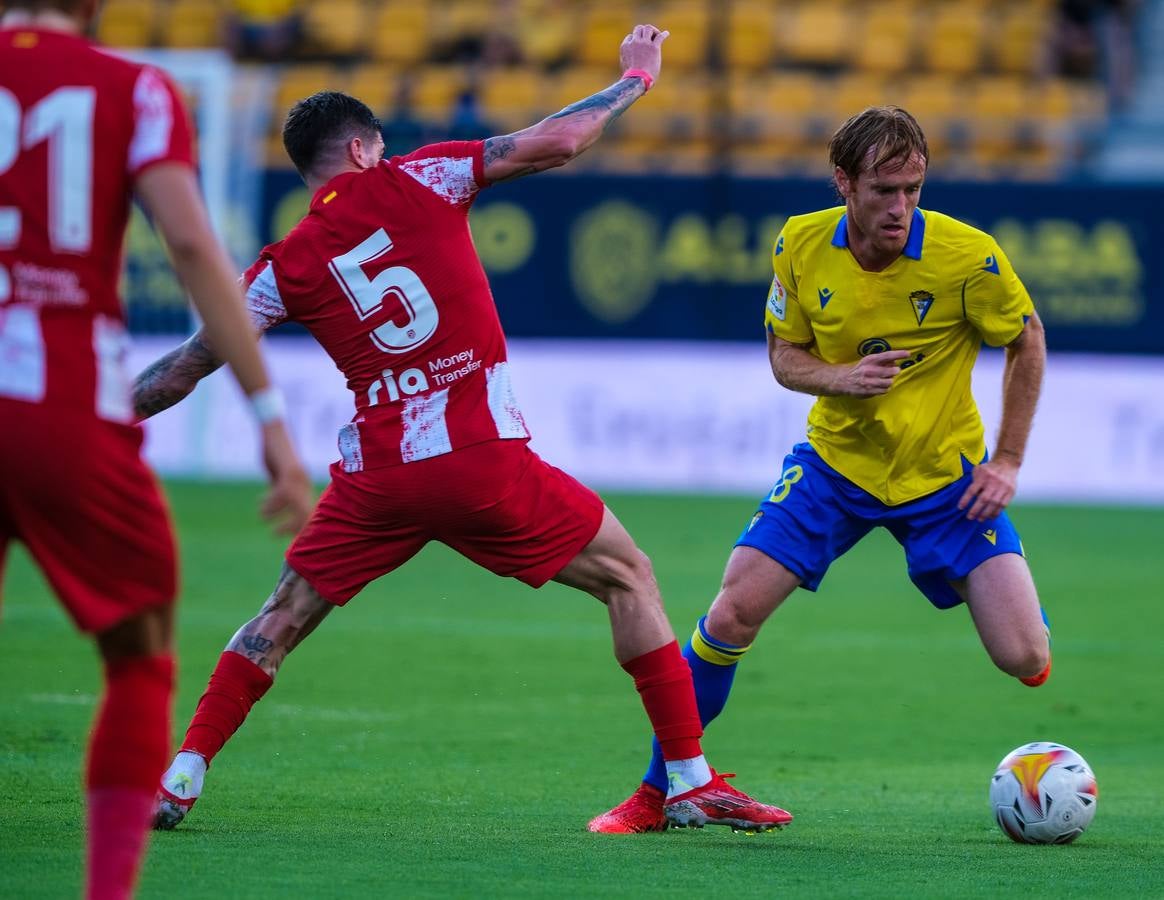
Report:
287,439,605,604
0,402,178,634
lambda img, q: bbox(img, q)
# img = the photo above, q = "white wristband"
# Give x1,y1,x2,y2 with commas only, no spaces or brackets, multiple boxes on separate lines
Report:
248,386,286,425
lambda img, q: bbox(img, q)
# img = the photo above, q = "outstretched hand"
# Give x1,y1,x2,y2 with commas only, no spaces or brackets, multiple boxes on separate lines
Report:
620,23,669,83
958,457,1020,522
258,422,315,536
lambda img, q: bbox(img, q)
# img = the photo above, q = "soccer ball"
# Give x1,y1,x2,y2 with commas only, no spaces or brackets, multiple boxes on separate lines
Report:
989,742,1098,844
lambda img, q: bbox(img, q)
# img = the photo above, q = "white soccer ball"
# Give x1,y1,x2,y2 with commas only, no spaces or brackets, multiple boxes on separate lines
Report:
989,741,1098,844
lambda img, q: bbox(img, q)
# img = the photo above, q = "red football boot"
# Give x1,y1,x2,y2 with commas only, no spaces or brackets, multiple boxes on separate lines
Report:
664,770,792,833
587,783,668,834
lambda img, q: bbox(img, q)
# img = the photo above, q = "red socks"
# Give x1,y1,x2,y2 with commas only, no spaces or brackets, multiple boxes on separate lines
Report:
621,641,703,761
85,654,174,900
181,651,273,763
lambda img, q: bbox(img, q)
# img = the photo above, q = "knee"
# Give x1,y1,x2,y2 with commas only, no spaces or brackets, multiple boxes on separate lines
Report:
595,547,657,602
992,632,1050,679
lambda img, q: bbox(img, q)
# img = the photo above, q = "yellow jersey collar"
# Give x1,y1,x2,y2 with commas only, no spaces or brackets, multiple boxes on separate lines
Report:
831,208,927,260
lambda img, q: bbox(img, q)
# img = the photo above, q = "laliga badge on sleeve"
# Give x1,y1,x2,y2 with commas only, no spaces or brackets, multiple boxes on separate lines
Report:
766,275,787,321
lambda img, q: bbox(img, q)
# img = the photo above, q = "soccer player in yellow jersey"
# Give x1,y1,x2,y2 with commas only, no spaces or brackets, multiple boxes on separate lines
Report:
589,106,1051,834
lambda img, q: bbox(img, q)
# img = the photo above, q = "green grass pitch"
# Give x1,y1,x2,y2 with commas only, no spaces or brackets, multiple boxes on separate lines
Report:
1,482,1162,898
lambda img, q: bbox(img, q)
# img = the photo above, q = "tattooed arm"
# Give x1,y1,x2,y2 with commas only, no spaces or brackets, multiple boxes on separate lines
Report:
482,23,669,183
133,329,224,421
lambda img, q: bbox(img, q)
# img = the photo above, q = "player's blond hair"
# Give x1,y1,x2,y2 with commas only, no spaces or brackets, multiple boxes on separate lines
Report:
829,106,929,181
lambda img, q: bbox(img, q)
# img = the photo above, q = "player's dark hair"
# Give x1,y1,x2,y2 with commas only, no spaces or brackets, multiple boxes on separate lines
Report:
282,91,381,179
829,106,929,182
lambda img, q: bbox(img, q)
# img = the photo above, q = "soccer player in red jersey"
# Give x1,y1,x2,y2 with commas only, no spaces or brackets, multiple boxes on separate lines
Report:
135,25,793,835
0,0,314,896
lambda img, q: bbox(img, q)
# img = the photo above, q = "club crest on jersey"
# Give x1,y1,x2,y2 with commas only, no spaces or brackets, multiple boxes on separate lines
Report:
909,290,934,326
766,275,787,321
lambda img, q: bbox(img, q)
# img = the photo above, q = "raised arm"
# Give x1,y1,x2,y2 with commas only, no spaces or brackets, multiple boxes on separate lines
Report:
481,23,669,183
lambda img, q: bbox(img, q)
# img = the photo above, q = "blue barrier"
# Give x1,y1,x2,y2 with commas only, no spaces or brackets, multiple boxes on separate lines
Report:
249,173,1162,354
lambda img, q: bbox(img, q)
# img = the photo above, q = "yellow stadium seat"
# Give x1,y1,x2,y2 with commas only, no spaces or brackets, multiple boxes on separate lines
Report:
896,74,964,157
367,3,432,65
719,1,781,70
743,71,827,155
965,75,1029,163
854,3,917,74
994,8,1050,76
411,64,467,122
516,5,580,68
478,67,546,132
96,0,158,48
348,63,401,117
272,64,346,116
780,1,854,70
825,73,893,124
651,2,710,71
919,3,985,76
160,0,223,48
576,3,635,67
301,0,367,58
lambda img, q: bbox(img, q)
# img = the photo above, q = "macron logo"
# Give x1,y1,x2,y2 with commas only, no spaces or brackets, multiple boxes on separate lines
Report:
818,287,834,309
982,255,1000,275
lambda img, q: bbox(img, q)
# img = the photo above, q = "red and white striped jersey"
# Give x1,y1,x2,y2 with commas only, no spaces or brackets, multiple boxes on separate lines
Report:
0,27,194,421
242,141,529,470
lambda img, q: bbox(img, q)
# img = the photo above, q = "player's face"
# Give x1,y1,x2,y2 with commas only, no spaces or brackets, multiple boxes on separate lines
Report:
836,150,926,264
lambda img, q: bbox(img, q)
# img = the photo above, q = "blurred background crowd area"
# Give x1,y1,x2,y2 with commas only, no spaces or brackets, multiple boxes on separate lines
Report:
95,0,1149,180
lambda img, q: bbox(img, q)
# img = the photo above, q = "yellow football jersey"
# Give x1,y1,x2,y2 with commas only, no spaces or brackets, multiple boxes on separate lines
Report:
764,206,1034,505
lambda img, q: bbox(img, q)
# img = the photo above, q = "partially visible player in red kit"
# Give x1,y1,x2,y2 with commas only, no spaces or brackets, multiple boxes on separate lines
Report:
134,25,793,835
0,0,314,897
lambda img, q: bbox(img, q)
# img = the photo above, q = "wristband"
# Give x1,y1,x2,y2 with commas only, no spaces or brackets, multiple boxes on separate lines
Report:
248,386,286,425
622,68,654,92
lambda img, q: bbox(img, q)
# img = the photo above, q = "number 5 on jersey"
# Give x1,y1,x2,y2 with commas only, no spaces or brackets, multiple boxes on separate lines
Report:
328,228,438,354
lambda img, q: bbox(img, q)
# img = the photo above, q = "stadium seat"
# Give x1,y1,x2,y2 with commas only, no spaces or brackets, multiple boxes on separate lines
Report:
919,3,985,76
898,73,968,157
95,0,158,48
301,0,367,59
410,64,467,123
576,3,636,67
993,6,1050,76
367,2,433,65
734,71,826,158
780,1,854,70
650,2,710,71
720,2,778,71
478,66,547,132
348,62,400,118
826,72,893,124
159,0,223,48
516,3,579,68
853,3,917,75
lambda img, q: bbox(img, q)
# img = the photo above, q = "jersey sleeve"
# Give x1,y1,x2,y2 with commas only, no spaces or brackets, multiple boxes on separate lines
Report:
241,253,289,332
962,240,1034,347
127,65,196,180
392,141,487,209
764,231,813,344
